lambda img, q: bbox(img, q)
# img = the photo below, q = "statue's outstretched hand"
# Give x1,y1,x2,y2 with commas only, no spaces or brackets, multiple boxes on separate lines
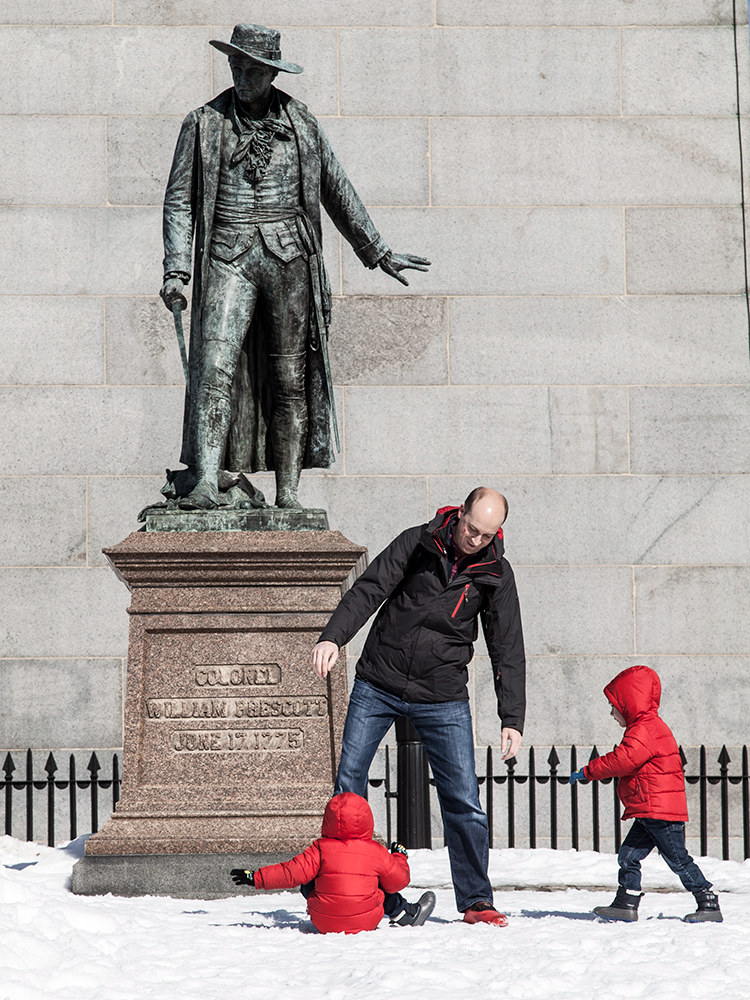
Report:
160,277,188,312
378,250,431,286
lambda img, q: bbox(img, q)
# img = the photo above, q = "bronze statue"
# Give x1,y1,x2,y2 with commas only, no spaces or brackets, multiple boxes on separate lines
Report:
160,24,430,510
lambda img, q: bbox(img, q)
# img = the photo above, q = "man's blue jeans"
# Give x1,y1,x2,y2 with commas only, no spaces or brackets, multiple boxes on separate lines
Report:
618,818,712,893
334,678,493,912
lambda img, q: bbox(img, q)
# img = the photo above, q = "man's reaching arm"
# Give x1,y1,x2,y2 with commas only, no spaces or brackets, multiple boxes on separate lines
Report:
312,525,422,676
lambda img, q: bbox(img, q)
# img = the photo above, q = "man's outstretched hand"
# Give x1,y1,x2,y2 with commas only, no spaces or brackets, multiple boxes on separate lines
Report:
312,640,339,679
378,250,431,286
500,727,522,761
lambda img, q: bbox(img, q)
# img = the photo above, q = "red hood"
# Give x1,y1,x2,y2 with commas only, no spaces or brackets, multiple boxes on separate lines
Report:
435,506,504,542
604,664,661,726
320,792,374,841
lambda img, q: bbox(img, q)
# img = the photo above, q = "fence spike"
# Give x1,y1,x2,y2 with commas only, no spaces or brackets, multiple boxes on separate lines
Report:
87,752,101,776
718,746,731,768
548,747,560,769
679,745,687,767
2,752,14,778
589,746,600,763
44,753,57,776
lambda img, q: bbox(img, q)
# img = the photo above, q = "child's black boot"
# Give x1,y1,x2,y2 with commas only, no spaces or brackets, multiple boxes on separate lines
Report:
593,888,643,922
683,889,723,923
392,891,436,927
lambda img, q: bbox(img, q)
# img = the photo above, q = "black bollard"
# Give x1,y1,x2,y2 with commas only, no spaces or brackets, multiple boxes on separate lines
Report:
395,716,431,848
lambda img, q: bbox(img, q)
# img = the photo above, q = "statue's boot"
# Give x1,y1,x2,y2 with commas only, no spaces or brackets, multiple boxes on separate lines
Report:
269,352,307,510
178,478,219,511
179,384,229,511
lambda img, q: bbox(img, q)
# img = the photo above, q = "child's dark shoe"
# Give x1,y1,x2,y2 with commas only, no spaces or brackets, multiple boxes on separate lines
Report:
462,900,508,927
684,889,723,923
392,891,436,927
593,888,642,921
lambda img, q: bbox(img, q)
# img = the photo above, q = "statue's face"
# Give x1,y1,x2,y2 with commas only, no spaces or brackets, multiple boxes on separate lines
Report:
229,55,278,105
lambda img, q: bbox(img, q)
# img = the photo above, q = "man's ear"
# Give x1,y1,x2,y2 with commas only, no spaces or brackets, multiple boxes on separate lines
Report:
457,504,465,518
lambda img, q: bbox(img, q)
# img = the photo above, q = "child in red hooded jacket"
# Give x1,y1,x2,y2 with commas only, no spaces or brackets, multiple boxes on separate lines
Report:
570,664,722,923
230,792,434,933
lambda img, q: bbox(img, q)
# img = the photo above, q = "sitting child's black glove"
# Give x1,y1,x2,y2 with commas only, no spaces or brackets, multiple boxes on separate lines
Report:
230,868,256,886
389,841,408,858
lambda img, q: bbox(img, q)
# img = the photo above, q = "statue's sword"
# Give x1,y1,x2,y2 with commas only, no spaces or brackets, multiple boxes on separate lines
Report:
309,262,340,452
319,326,340,452
171,302,190,388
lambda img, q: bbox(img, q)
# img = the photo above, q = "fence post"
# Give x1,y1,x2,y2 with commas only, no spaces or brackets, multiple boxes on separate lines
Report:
45,753,57,848
528,748,536,849
699,746,708,857
486,746,494,845
506,752,516,849
395,716,431,848
25,750,33,843
589,747,600,853
69,755,78,841
719,746,731,861
112,753,121,810
2,753,14,836
570,746,579,851
548,747,560,850
88,752,100,834
382,745,393,845
613,769,621,852
743,746,749,860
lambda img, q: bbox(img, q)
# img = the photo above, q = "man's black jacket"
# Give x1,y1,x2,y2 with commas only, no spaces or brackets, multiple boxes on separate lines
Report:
318,508,526,733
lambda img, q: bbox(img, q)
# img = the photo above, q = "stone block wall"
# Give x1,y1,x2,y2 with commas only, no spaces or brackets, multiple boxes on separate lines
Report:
0,2,748,764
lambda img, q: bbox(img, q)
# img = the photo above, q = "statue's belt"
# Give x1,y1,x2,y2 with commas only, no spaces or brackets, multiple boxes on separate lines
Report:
213,205,302,225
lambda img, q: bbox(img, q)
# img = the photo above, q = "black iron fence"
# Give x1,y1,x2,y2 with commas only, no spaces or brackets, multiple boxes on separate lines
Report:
1,750,120,847
369,743,750,861
2,744,748,861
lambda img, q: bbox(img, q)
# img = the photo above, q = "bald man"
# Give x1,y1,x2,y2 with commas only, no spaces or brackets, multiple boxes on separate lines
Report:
312,487,526,926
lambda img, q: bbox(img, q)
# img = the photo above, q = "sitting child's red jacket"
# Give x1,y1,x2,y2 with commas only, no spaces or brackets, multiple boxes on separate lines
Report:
584,664,688,821
253,792,410,934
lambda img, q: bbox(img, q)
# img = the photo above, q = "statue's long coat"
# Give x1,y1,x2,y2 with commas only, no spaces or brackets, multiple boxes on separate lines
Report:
163,87,388,472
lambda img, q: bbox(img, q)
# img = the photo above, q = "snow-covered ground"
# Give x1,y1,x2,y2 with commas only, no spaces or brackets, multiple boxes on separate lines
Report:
2,835,749,1000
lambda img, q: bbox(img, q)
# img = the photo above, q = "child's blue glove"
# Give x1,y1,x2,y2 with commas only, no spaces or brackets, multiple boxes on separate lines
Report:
390,841,408,858
569,768,586,785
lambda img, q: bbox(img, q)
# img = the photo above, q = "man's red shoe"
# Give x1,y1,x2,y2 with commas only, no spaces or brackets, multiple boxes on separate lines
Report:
462,901,508,927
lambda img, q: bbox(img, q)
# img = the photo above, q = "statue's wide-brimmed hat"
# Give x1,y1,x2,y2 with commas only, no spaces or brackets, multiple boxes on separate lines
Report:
209,24,303,74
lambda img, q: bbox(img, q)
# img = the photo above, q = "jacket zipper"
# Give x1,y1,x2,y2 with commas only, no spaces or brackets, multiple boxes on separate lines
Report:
451,583,470,618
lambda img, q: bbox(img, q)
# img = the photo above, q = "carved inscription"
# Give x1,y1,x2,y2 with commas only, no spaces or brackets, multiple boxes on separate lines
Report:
149,660,320,755
194,664,281,687
147,697,327,719
171,729,304,752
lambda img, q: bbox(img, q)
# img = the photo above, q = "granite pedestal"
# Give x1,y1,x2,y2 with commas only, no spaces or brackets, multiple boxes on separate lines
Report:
72,524,366,897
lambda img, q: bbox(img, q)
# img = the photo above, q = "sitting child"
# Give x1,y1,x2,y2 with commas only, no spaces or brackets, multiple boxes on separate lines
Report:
570,664,722,923
230,791,435,933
